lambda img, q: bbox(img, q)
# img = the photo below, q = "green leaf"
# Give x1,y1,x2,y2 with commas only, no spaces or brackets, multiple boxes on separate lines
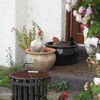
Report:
94,28,98,34
48,81,68,91
97,0,100,4
13,20,43,51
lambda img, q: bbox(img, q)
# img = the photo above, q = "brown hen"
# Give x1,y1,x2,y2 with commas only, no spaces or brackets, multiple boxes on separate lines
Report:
52,37,61,46
58,92,68,100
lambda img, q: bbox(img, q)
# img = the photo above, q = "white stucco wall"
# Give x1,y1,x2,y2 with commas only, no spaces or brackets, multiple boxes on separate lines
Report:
15,0,27,65
0,0,66,67
25,0,66,43
0,0,16,67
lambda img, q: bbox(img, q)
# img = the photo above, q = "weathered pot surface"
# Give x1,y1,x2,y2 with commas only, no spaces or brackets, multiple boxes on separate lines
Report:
25,47,56,71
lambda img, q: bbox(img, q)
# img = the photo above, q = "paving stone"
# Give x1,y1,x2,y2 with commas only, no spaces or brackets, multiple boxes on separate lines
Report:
0,87,12,100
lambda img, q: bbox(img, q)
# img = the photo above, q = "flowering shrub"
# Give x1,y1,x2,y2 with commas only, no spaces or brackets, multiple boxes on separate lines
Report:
84,82,100,100
11,21,43,51
66,0,100,37
66,0,78,12
86,52,100,77
86,49,100,100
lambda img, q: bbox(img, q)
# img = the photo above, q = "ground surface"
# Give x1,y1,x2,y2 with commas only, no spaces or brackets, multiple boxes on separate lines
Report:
49,58,95,81
0,58,96,100
0,87,80,100
0,87,12,100
48,58,96,91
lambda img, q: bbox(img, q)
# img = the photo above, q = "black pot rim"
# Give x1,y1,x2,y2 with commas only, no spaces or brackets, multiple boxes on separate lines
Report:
45,41,78,49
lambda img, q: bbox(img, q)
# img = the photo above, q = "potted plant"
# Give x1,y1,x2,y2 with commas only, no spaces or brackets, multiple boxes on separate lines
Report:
12,21,56,71
25,47,56,71
12,21,43,51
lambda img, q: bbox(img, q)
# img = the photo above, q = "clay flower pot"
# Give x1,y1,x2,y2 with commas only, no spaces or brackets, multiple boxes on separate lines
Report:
25,47,56,71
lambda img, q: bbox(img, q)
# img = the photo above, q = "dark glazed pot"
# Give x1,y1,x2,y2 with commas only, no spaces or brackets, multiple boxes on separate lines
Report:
45,41,79,66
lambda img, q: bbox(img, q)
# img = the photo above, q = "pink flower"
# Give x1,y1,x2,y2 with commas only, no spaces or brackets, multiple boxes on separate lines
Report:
97,67,99,70
98,94,100,98
78,6,84,14
97,73,99,75
90,21,94,24
88,57,90,59
86,4,92,15
11,29,13,32
91,61,95,64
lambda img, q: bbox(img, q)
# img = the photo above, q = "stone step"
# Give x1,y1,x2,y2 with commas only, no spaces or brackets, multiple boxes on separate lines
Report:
49,58,96,91
50,74,93,91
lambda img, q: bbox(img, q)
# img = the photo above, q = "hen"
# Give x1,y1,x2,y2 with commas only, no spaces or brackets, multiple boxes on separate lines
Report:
83,26,100,56
31,29,43,52
58,92,68,100
52,37,61,46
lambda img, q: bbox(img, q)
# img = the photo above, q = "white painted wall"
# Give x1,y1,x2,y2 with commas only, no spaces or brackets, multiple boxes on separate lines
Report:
15,0,27,66
25,0,66,43
0,0,66,67
0,0,16,67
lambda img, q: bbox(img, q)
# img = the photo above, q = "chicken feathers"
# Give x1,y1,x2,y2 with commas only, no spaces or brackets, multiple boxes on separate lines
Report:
58,92,68,100
31,29,43,52
52,37,61,46
83,26,100,56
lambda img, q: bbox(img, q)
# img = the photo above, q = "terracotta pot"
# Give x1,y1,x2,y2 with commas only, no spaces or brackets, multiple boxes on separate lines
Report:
25,47,56,71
